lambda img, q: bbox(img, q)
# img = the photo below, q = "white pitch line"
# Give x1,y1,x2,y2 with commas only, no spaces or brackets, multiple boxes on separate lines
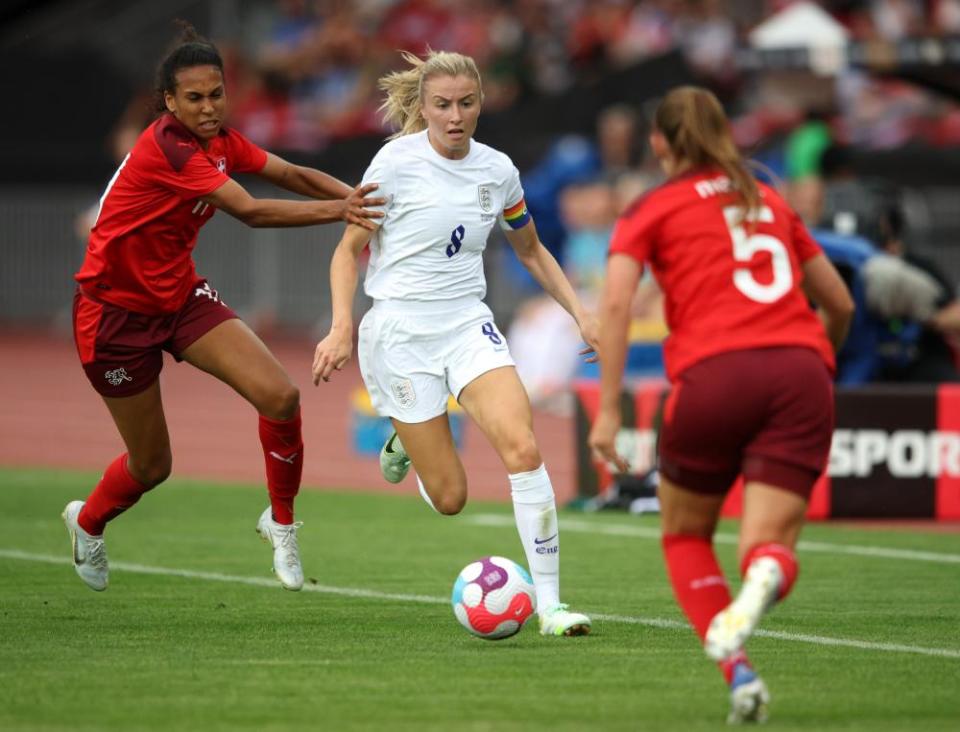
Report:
0,549,446,605
3,549,959,660
467,514,960,564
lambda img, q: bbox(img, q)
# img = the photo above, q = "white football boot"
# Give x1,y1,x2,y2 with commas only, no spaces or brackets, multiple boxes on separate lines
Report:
705,557,783,661
727,664,771,724
62,501,108,591
255,507,304,591
379,431,411,484
539,603,592,636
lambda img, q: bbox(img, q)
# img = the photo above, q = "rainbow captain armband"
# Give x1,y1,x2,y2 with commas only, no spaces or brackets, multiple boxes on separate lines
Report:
502,198,532,230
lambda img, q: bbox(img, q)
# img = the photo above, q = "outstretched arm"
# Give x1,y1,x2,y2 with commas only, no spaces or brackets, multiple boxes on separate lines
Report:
504,220,599,359
257,153,353,200
312,223,375,384
202,178,384,230
257,153,387,228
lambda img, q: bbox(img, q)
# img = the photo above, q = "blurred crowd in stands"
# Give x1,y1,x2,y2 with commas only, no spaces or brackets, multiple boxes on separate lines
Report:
110,0,960,157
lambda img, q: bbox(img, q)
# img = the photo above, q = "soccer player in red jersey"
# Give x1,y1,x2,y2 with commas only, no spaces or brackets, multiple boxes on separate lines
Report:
63,24,384,593
588,87,854,723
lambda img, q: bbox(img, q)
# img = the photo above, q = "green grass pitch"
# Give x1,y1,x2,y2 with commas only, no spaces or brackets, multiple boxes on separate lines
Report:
1,467,958,731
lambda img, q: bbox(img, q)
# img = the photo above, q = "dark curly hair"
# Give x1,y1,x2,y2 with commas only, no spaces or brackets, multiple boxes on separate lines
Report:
154,20,223,112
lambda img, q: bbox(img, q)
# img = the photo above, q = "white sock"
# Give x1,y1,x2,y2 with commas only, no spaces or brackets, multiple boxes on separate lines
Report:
510,463,560,612
416,474,438,513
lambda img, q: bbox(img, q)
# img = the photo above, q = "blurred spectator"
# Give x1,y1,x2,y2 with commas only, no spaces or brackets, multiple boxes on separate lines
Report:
786,175,825,227
508,169,668,410
870,0,925,40
784,112,832,180
933,0,960,32
507,179,617,410
596,104,645,182
229,64,308,150
818,165,960,382
609,0,678,65
517,103,644,270
674,0,737,82
568,0,633,76
377,0,454,57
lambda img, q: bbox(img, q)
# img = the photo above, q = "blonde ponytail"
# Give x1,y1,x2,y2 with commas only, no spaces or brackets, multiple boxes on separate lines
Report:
655,86,760,218
378,49,484,139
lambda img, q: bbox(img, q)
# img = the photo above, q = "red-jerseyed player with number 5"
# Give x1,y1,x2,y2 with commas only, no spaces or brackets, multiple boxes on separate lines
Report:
65,23,384,593
588,87,854,723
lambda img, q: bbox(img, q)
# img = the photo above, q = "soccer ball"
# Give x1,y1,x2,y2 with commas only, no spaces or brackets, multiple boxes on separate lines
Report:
451,556,536,640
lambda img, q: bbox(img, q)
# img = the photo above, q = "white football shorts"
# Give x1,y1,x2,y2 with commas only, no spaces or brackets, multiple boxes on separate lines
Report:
357,296,515,423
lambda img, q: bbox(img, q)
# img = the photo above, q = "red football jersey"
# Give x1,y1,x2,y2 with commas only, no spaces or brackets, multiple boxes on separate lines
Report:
75,114,268,314
609,168,835,381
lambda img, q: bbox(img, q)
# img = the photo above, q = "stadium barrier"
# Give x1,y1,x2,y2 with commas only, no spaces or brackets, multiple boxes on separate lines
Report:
574,380,960,520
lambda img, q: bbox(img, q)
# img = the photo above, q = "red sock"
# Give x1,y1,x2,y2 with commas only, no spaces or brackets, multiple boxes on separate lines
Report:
78,454,150,535
741,542,799,601
663,533,755,683
259,409,303,525
662,534,733,642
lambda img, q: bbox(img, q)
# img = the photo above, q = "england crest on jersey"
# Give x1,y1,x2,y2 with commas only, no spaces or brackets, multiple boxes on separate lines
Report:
477,185,492,213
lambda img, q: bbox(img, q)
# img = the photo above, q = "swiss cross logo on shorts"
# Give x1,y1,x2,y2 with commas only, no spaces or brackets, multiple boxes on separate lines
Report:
390,378,416,409
104,368,133,386
194,282,224,305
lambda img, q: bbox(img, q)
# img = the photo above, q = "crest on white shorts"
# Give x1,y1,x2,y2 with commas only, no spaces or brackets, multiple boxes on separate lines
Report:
477,185,492,213
391,378,416,409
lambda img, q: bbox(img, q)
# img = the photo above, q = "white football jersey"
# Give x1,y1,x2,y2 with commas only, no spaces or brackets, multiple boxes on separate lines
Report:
359,130,529,301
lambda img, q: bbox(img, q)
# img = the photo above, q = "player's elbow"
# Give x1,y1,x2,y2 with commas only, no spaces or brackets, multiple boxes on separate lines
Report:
832,290,856,325
513,243,541,269
218,197,258,226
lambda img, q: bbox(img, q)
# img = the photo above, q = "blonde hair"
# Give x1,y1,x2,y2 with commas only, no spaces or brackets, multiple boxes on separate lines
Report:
378,50,484,139
654,86,760,217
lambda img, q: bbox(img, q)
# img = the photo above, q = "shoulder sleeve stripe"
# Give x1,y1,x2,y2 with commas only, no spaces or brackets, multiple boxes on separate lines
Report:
154,115,200,173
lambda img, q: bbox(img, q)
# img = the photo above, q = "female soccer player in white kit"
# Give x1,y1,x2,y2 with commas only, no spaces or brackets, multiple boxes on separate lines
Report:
312,50,597,636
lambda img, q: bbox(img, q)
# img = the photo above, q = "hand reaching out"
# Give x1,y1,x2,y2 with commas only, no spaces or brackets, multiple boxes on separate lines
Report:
577,313,601,364
312,329,353,385
342,183,385,231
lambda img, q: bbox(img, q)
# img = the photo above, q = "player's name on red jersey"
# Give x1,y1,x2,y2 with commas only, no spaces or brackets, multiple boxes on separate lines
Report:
609,168,835,380
75,114,267,314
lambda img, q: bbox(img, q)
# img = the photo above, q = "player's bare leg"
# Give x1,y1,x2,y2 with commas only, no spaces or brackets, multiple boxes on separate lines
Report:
182,319,304,589
459,366,589,636
181,318,299,420
391,414,467,515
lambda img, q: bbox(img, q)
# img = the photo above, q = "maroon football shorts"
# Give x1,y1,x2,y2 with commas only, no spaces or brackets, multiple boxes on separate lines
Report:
657,346,834,499
73,279,239,398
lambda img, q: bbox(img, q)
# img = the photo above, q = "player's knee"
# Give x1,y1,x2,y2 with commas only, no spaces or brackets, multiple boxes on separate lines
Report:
262,383,300,421
501,433,542,474
128,452,172,488
434,492,466,515
424,479,467,515
660,498,717,536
